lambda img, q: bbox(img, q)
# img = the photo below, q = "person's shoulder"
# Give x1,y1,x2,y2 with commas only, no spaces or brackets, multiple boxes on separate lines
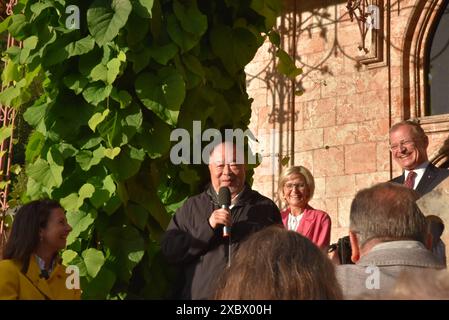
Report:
246,188,276,206
0,259,20,273
434,165,449,177
306,205,330,219
390,174,403,183
179,190,209,205
175,190,211,215
54,260,72,275
336,263,364,277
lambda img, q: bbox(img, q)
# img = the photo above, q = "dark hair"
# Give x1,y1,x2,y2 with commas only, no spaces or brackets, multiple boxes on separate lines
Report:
3,199,63,273
214,226,343,300
350,182,427,247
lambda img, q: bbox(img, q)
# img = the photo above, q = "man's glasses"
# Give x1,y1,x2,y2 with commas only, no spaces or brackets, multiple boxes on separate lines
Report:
389,139,415,152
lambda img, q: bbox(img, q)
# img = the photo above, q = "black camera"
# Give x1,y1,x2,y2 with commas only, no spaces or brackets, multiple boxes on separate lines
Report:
328,236,354,264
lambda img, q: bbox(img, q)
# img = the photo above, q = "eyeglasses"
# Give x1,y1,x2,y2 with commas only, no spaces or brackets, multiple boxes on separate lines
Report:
389,139,416,152
284,183,307,190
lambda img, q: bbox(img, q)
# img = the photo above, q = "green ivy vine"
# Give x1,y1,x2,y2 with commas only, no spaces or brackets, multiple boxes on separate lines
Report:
0,0,301,299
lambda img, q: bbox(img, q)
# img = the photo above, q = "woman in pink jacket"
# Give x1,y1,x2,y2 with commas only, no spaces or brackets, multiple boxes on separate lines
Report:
278,166,331,250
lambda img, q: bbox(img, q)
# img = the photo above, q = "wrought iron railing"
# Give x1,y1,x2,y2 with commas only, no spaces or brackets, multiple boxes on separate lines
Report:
0,0,19,257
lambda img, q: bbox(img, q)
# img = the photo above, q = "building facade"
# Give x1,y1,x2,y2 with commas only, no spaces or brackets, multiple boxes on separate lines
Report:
247,0,449,242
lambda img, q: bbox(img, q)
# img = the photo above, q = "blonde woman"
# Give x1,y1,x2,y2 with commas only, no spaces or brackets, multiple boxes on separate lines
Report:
278,166,331,249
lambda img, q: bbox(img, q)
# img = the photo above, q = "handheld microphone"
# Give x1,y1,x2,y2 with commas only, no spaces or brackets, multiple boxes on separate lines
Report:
218,186,231,237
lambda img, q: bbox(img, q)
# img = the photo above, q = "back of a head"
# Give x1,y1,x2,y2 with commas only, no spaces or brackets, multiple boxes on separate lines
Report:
214,226,342,300
350,183,427,246
426,215,445,239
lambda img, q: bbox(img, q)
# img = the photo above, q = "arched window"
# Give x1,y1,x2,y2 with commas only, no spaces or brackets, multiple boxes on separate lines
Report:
426,0,449,115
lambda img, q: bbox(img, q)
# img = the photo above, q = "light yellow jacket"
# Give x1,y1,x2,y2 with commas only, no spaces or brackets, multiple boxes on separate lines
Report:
0,256,81,300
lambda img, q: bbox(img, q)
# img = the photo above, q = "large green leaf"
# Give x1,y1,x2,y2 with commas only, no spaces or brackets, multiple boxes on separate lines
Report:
27,158,63,190
66,210,95,245
82,266,116,299
173,0,207,36
88,109,110,132
135,67,185,125
136,119,170,158
106,58,122,84
29,1,54,20
2,59,21,85
0,126,13,143
106,146,145,181
82,83,113,106
8,14,28,40
90,64,108,82
60,183,96,211
82,248,105,278
0,16,12,34
250,0,283,29
104,147,121,159
103,226,145,282
0,79,25,108
45,36,96,66
182,54,205,80
127,47,151,73
25,131,45,163
127,176,171,229
76,146,106,171
276,49,303,79
132,0,154,18
89,174,116,208
62,250,78,265
210,25,259,75
97,110,125,147
87,0,133,47
149,43,178,65
167,14,200,52
110,89,132,108
63,74,89,95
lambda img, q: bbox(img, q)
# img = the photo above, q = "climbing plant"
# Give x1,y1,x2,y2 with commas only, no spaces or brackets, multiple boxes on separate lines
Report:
0,0,300,299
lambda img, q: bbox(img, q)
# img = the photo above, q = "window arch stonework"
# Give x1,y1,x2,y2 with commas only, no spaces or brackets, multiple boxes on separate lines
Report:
403,0,449,133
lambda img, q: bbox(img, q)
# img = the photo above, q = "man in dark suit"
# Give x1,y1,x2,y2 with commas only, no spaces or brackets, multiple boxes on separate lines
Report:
389,120,449,196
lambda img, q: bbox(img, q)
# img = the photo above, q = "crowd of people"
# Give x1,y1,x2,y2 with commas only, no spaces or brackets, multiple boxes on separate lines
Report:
1,120,448,300
163,120,449,300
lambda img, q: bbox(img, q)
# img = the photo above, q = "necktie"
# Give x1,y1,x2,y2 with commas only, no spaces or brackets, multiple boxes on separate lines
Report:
404,171,417,189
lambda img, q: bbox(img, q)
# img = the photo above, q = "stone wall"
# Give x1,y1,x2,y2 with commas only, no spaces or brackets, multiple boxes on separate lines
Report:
246,0,449,243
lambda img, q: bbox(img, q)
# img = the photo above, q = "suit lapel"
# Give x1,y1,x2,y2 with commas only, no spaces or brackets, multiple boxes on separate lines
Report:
26,257,54,299
297,206,314,236
281,211,288,227
392,174,405,184
415,164,437,195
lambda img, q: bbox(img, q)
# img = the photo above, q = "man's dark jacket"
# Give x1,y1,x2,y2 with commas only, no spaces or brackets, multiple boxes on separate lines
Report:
390,163,449,196
161,184,281,300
